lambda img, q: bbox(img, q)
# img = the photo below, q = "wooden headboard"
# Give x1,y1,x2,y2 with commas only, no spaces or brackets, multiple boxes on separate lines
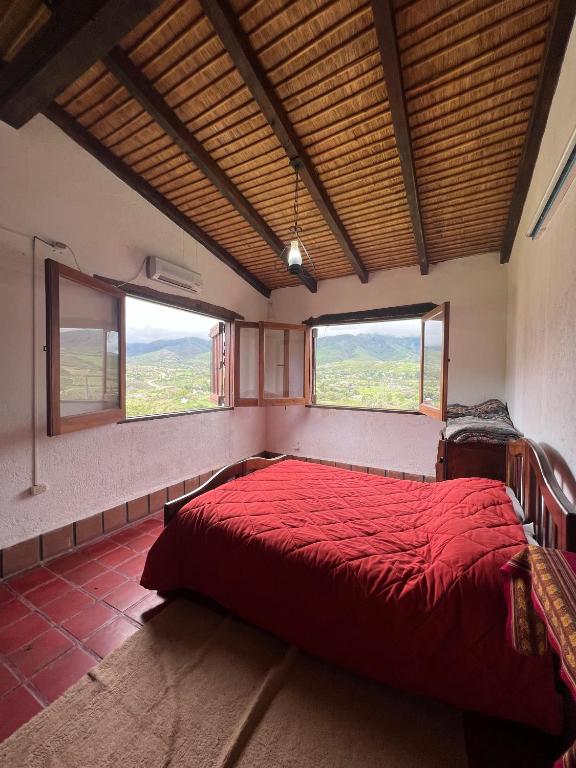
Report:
507,439,576,550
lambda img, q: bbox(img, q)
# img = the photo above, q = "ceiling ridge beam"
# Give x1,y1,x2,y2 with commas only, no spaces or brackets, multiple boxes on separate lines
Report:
200,0,369,284
104,47,316,293
500,0,576,264
0,0,165,129
44,103,271,298
371,0,429,275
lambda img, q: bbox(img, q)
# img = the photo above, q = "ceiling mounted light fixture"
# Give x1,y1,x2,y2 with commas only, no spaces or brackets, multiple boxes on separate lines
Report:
281,159,315,277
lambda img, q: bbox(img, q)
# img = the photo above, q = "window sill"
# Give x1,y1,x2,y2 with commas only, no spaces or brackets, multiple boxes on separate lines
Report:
305,404,421,415
120,406,233,423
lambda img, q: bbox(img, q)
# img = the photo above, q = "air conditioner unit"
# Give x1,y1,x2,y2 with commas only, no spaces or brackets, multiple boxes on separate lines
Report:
146,256,203,294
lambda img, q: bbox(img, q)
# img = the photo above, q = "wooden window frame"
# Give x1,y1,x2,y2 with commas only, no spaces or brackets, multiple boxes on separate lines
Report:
419,302,450,421
259,321,308,406
45,258,126,436
234,321,260,407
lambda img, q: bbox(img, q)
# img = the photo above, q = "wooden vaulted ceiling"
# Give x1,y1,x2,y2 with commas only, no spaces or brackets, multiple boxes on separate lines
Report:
0,0,574,297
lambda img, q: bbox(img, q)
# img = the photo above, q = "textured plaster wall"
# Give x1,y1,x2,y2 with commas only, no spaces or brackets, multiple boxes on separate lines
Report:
0,116,268,549
506,19,576,499
267,253,509,475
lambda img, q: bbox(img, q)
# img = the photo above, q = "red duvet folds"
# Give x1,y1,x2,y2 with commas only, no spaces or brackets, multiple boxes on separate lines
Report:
141,460,561,732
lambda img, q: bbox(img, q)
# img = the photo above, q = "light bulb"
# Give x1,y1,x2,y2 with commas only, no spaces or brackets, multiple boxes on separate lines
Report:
288,239,302,267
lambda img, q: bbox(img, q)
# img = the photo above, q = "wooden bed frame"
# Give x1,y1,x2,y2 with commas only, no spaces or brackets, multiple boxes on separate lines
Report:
165,440,576,550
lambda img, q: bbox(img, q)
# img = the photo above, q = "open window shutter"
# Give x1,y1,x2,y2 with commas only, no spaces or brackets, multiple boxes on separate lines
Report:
45,258,125,436
209,322,225,405
419,302,450,420
305,327,317,405
259,322,307,405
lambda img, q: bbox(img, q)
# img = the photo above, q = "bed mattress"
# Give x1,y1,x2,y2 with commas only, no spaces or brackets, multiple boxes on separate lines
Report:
141,460,561,732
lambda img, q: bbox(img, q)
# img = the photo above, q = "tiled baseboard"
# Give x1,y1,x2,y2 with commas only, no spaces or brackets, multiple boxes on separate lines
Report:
0,454,434,578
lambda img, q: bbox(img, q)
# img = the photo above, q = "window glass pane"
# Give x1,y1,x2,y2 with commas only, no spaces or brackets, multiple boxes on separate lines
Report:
421,316,443,409
314,319,421,410
59,277,119,417
125,297,225,417
238,326,259,400
288,329,304,398
263,328,285,399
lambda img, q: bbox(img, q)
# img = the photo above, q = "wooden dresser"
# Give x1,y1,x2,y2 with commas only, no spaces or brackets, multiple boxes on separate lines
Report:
436,439,507,482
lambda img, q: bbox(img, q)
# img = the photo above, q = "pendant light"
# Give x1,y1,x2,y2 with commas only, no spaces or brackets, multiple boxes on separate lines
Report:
282,159,315,277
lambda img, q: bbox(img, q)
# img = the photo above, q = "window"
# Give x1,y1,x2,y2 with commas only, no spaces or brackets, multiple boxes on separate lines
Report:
125,297,229,418
306,303,450,419
45,259,125,436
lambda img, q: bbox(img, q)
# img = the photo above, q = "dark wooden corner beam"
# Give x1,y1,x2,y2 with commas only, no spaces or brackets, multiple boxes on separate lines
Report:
371,0,429,276
0,0,164,129
45,103,271,298
105,47,316,293
500,0,576,264
200,0,368,285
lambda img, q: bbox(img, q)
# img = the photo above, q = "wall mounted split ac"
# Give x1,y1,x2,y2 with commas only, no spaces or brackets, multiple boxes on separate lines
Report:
146,255,203,293
527,124,576,240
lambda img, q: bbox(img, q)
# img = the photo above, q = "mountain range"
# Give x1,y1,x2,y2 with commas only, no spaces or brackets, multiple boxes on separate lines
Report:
125,333,421,366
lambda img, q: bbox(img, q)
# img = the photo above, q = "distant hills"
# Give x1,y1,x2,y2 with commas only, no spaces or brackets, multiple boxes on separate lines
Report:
316,334,420,364
126,336,211,365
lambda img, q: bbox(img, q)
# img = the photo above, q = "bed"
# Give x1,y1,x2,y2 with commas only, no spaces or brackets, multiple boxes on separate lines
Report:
141,440,576,734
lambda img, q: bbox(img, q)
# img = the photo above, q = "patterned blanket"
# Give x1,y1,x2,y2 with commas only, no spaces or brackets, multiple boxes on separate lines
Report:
445,399,522,444
502,547,576,767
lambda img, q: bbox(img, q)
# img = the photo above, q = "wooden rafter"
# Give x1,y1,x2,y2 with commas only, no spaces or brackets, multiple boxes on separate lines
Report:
0,0,164,129
371,0,429,276
500,0,576,263
104,47,316,294
200,0,369,284
44,103,271,298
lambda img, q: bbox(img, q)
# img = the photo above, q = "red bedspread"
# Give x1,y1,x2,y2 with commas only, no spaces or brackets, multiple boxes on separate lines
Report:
142,460,561,732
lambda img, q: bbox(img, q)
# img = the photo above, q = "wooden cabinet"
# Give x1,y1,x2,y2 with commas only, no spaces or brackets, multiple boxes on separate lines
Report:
436,439,507,482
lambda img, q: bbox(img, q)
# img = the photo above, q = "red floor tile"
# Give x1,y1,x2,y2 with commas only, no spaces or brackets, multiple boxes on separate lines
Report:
0,585,12,604
96,546,133,567
25,577,74,608
133,518,161,533
8,628,73,678
125,592,168,625
110,529,141,546
114,554,147,579
126,533,157,553
83,570,127,598
46,551,90,575
41,590,94,623
81,540,118,559
0,686,43,742
7,567,55,595
31,647,95,703
0,599,30,628
62,603,116,641
83,617,139,658
0,613,51,655
0,664,19,697
65,560,107,586
104,582,149,611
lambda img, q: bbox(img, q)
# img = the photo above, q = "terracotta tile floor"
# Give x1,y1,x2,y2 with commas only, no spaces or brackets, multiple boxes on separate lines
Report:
0,513,167,743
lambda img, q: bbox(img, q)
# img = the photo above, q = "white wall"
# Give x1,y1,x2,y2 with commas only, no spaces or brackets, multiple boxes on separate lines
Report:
506,19,576,500
0,115,269,549
268,253,509,475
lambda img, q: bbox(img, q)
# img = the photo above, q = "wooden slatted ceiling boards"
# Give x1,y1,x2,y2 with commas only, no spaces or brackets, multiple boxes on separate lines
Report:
395,0,555,264
222,0,419,273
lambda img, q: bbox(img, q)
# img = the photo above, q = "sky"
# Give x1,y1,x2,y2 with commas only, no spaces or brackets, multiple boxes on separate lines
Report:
126,297,219,342
316,319,421,338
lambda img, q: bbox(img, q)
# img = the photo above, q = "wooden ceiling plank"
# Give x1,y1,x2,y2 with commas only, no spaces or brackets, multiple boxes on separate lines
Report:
43,103,271,297
0,0,165,128
500,0,576,263
371,0,428,275
201,0,368,284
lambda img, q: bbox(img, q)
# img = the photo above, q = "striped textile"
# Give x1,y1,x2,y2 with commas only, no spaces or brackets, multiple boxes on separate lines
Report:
502,547,576,768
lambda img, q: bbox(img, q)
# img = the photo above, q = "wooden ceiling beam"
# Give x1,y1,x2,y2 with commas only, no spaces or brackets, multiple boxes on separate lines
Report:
103,47,316,294
44,103,271,298
500,0,576,263
200,0,369,284
371,0,429,275
0,0,164,129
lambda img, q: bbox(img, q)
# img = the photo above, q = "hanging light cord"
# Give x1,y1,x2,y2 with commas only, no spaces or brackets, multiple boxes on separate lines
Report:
291,166,301,237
